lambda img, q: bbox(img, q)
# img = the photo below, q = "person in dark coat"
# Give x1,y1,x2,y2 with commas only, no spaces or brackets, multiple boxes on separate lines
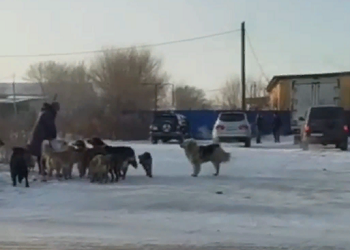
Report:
272,112,282,143
255,113,263,144
27,102,60,175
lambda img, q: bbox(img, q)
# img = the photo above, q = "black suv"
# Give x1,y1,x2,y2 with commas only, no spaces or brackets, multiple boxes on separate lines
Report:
300,106,348,151
149,112,191,144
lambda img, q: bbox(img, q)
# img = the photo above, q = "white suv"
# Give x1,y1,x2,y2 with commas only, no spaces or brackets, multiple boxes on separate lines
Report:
212,112,251,147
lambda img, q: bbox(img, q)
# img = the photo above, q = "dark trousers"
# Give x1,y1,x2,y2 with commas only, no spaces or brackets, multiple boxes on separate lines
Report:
273,129,280,143
256,129,262,143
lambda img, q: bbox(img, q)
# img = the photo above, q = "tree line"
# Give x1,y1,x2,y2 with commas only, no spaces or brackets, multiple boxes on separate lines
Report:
2,48,268,142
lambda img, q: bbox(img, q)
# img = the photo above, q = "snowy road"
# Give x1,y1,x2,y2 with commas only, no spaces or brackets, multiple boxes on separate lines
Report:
1,137,350,249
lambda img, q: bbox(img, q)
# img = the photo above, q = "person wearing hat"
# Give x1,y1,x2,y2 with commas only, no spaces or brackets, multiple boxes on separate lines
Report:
27,101,60,175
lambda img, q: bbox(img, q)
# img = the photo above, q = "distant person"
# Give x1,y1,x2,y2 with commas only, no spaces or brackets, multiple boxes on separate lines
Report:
27,102,60,175
272,112,282,143
255,113,263,144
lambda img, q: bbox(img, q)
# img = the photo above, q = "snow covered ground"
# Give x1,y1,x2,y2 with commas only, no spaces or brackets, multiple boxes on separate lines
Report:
1,136,350,249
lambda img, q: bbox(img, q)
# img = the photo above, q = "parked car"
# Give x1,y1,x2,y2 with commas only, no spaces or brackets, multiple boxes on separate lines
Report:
149,112,191,144
300,105,348,151
212,112,251,147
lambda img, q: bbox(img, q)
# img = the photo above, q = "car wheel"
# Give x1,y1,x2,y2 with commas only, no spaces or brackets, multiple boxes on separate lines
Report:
244,138,251,148
162,139,170,143
340,141,348,151
151,138,158,144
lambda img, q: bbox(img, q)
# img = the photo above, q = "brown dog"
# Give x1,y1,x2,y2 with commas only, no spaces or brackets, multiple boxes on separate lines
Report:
43,140,86,179
79,142,106,178
89,154,112,183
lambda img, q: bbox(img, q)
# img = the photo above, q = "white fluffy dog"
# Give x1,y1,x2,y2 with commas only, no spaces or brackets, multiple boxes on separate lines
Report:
180,138,231,177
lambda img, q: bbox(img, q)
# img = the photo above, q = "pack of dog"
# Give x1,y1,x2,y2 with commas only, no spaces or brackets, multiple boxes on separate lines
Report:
180,138,231,177
86,137,138,181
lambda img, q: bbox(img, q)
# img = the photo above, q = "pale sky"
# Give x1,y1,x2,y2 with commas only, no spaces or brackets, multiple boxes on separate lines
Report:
0,0,349,93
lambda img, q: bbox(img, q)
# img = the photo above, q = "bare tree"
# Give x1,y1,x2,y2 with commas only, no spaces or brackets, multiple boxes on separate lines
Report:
89,47,168,112
174,85,212,110
215,77,241,109
215,77,268,109
24,61,99,137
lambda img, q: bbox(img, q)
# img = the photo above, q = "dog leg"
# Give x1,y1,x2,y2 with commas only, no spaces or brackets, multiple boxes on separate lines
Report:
48,166,53,177
213,162,220,176
191,163,201,177
114,168,119,182
39,156,47,176
11,174,17,187
122,167,128,180
109,168,114,182
25,175,29,188
68,164,73,179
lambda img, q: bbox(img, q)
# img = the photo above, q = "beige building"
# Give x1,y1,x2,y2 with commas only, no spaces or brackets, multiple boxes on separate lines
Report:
266,71,350,111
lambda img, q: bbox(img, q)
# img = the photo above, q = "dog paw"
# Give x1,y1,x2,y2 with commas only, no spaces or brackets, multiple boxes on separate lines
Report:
191,174,198,177
213,173,219,176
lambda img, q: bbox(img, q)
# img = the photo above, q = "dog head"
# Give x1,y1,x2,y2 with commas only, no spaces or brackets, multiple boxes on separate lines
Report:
180,138,198,152
138,152,152,178
128,156,138,169
71,140,86,152
12,147,28,155
87,137,106,148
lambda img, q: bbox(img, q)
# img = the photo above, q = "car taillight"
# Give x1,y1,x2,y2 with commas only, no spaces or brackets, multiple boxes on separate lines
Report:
216,125,225,130
304,125,310,133
344,125,349,133
239,125,248,130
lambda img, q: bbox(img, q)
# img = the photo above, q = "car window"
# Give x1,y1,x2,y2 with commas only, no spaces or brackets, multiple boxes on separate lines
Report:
154,115,177,123
309,107,344,120
219,113,245,122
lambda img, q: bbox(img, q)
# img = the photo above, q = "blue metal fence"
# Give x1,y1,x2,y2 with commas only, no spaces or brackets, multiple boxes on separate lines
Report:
173,110,291,140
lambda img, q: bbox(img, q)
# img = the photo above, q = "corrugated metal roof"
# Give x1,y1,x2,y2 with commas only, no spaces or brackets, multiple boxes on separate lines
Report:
0,82,43,96
0,95,46,104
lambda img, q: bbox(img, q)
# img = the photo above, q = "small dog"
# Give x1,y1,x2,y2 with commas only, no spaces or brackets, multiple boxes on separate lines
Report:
89,154,112,183
10,147,30,187
80,146,106,178
180,138,231,177
138,152,153,178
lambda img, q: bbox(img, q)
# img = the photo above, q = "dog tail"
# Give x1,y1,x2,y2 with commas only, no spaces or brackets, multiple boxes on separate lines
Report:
216,147,231,163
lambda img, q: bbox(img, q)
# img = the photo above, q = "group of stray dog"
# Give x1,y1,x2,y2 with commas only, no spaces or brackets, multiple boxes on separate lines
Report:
1,137,152,188
0,136,232,188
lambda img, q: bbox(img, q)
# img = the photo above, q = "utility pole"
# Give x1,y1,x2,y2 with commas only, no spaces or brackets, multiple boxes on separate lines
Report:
12,74,17,116
241,21,246,111
142,83,175,114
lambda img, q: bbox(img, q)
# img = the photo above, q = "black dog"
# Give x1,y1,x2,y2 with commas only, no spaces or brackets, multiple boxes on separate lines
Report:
138,152,153,178
87,137,138,180
10,147,30,187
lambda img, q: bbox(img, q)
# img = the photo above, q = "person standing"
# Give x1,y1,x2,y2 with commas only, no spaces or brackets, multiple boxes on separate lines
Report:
255,113,263,144
272,112,282,143
27,102,60,175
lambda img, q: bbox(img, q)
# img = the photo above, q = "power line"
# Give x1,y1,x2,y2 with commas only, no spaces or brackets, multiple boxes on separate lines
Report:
0,29,241,59
246,31,269,83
